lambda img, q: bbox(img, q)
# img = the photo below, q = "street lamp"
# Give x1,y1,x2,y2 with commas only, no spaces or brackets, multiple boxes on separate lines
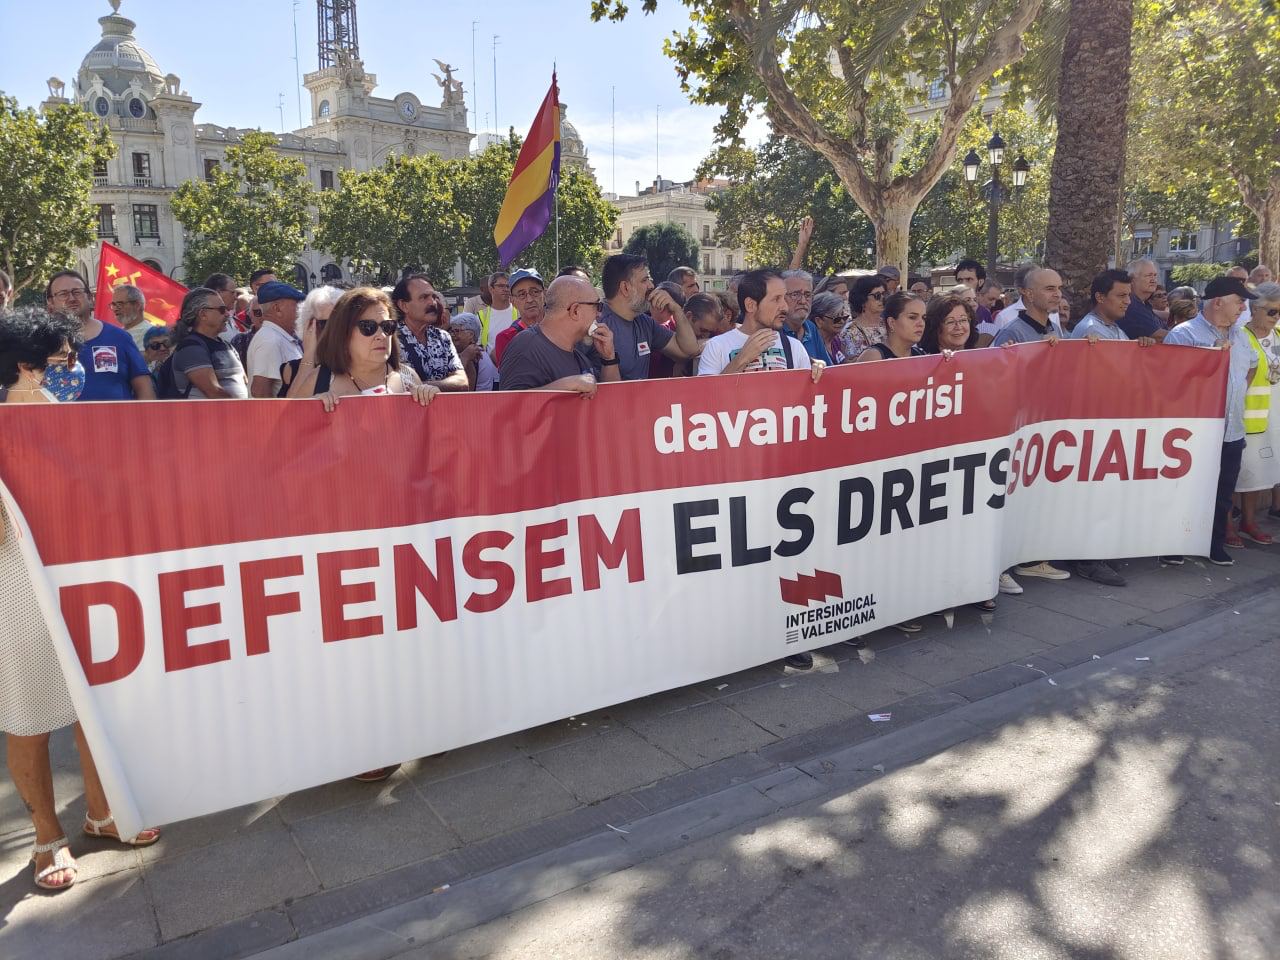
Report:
963,149,980,184
1012,154,1029,189
964,132,1030,278
987,131,1006,167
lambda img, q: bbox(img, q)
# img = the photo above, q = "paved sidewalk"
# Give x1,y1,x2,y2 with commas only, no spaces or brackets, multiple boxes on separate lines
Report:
2,545,1278,959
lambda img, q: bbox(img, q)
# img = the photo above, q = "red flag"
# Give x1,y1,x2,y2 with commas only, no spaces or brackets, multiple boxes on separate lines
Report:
93,241,189,327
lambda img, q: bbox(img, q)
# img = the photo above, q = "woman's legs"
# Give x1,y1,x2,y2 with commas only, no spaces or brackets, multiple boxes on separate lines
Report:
6,731,74,884
73,723,110,822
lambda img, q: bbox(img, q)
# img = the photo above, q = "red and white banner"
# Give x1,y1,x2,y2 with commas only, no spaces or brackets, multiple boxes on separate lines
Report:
0,342,1227,836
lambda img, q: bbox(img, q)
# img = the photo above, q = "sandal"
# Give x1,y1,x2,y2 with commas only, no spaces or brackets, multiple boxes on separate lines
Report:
971,598,997,611
83,814,161,847
31,836,77,892
352,764,399,783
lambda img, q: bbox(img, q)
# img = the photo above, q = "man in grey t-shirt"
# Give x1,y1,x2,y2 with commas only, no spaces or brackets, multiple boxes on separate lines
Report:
992,267,1065,347
591,254,701,380
500,277,619,393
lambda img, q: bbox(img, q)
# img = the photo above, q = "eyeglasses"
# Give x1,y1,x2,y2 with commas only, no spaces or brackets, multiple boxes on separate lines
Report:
820,313,850,323
146,341,171,351
785,291,813,301
252,309,263,318
355,319,398,337
201,303,230,314
572,300,604,313
869,292,885,301
1265,308,1280,318
943,317,971,328
512,288,544,300
51,288,88,301
109,301,136,310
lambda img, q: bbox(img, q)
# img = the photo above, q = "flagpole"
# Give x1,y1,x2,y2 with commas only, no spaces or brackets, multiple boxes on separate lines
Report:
554,66,560,272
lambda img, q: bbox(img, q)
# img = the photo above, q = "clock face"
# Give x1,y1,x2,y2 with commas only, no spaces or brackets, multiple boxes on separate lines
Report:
400,100,417,120
128,97,146,118
94,96,110,117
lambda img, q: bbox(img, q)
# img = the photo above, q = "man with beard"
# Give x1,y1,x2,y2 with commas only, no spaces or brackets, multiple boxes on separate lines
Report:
594,254,700,381
46,270,154,400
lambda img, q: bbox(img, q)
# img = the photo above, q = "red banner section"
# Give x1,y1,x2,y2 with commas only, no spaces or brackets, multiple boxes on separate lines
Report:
0,341,1225,568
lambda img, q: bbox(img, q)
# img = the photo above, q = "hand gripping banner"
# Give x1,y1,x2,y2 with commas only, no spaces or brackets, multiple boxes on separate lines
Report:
0,342,1227,836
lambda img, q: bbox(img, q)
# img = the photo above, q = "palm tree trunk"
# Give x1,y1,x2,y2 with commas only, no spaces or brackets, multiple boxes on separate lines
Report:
1044,0,1133,322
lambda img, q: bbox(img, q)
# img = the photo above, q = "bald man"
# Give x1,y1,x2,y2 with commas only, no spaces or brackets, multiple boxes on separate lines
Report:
499,276,620,394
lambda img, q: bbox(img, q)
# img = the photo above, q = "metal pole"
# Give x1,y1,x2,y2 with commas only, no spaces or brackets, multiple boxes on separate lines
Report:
292,0,304,127
555,188,561,272
471,21,478,130
986,164,1001,278
492,35,499,134
611,86,616,197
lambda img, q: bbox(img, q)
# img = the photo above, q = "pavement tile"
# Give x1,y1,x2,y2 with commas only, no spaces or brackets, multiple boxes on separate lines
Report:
505,714,621,754
1048,622,1162,667
408,735,524,785
146,825,319,941
290,778,458,888
872,639,994,685
941,663,1042,702
138,799,283,864
626,753,776,813
424,757,578,844
693,662,787,699
535,727,687,803
599,685,713,724
991,595,1108,643
755,715,880,766
1025,586,1152,627
628,700,777,768
276,767,414,826
141,909,294,960
0,869,158,960
720,681,856,738
935,624,1056,666
808,658,932,710
1138,597,1226,631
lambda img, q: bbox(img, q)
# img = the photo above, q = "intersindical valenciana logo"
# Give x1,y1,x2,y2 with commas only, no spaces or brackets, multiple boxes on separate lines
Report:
779,570,877,644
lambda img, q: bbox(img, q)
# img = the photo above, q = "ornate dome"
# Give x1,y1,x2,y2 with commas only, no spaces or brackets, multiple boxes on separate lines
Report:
559,102,594,178
78,1,164,98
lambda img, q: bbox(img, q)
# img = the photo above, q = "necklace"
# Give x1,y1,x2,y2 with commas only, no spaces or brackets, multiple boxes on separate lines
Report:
350,368,389,392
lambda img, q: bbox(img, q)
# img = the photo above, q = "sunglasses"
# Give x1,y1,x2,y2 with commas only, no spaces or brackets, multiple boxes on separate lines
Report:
146,341,171,351
1266,308,1280,318
202,303,230,314
573,300,605,312
355,319,398,337
869,292,885,300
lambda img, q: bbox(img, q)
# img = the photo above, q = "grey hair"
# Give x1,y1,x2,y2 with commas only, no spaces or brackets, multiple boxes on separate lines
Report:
1126,257,1157,277
115,283,145,307
1251,282,1280,310
450,311,482,341
810,291,845,321
296,284,345,339
172,286,218,344
1168,285,1198,301
814,275,847,295
948,284,971,297
781,269,814,285
1014,263,1041,288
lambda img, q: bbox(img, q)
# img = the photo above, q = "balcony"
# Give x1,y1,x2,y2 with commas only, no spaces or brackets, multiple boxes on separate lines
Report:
133,176,153,188
93,176,108,187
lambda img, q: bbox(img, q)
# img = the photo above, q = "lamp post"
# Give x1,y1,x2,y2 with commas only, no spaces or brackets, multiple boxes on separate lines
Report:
963,134,1030,279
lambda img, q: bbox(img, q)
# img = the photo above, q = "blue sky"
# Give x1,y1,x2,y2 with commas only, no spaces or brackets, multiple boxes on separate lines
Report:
0,0,767,196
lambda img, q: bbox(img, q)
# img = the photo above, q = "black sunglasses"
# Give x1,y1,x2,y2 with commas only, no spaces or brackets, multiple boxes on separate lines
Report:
146,341,171,351
573,300,604,312
355,319,398,337
1265,308,1280,318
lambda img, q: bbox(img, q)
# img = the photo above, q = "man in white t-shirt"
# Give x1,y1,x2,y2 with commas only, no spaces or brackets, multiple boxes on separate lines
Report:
698,268,826,381
247,280,305,397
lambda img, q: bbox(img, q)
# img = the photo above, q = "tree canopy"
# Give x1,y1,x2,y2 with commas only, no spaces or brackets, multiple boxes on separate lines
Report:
0,97,114,294
170,131,314,283
622,222,700,281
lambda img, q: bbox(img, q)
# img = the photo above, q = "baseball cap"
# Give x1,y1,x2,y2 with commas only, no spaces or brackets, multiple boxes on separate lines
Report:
257,280,306,304
876,265,902,280
508,267,544,289
1203,276,1258,301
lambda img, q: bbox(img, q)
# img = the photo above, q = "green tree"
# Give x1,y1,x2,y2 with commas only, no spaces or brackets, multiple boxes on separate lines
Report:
316,154,466,285
455,136,617,281
591,0,1043,276
702,136,874,272
0,96,114,295
170,130,313,283
1171,262,1231,286
622,222,700,280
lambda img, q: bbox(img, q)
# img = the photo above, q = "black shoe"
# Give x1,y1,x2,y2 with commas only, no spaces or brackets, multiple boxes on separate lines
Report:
783,652,814,670
1208,547,1235,567
1074,560,1126,587
1158,555,1185,566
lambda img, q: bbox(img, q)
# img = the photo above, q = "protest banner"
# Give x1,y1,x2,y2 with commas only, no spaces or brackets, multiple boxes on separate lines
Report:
0,341,1226,836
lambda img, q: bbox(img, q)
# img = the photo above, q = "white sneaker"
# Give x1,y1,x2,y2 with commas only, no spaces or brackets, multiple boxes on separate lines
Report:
999,572,1023,595
1014,561,1071,581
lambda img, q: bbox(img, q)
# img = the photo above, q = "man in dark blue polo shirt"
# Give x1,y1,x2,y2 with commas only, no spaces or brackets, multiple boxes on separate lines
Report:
1118,258,1168,341
592,254,701,380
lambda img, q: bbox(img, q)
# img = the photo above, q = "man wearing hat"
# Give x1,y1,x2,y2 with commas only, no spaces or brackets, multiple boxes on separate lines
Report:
247,280,305,398
492,268,546,366
876,265,902,295
1165,275,1259,565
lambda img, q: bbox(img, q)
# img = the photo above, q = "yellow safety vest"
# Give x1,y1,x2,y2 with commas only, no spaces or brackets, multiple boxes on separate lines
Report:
477,305,518,350
1244,327,1270,434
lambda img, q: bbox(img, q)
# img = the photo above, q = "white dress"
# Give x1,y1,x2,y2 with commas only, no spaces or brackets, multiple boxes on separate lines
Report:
0,503,77,736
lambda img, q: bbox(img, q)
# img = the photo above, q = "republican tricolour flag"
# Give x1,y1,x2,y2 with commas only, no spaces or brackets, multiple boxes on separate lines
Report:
493,72,561,268
93,241,188,327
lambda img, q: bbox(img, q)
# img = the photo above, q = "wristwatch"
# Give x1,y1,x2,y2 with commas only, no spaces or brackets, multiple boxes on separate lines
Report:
601,357,620,366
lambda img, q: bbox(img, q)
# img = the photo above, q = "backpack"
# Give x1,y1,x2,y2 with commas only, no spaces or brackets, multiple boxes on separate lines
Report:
153,335,208,400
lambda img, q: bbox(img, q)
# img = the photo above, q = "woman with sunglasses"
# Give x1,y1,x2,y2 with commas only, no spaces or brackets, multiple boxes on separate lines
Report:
142,325,173,371
299,287,441,415
809,291,853,364
169,287,248,399
921,295,978,354
836,274,888,359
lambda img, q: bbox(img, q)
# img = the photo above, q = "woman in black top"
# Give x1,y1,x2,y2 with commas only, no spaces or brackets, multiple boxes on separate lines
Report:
854,292,926,362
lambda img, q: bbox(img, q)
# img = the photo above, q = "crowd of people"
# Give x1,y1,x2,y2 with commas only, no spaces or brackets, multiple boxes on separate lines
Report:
0,248,1277,893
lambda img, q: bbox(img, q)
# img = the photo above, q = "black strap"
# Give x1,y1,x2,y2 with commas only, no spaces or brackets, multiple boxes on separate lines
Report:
314,365,332,395
780,331,795,369
174,334,213,399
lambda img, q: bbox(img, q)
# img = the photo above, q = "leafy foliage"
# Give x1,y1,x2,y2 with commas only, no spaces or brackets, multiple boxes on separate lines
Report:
622,222,700,281
0,96,114,294
170,131,314,283
317,154,466,285
1171,262,1231,285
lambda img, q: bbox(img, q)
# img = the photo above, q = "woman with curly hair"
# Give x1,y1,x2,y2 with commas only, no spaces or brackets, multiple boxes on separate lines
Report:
920,295,979,354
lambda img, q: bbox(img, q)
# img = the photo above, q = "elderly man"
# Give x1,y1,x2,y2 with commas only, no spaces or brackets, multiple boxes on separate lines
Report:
246,280,305,397
1165,275,1259,566
781,269,831,364
1250,265,1274,286
492,268,546,366
499,275,618,393
1228,266,1250,282
109,284,153,352
448,312,498,391
877,265,902,295
203,272,242,341
596,254,699,381
47,269,154,400
1118,258,1166,341
668,265,700,299
391,273,467,391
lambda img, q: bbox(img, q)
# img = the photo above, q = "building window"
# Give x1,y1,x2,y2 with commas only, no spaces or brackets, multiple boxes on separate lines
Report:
703,253,712,274
928,77,947,101
132,151,152,187
133,204,160,240
203,158,219,182
321,263,343,283
96,204,116,238
702,225,711,244
320,169,335,191
93,158,108,184
1168,232,1198,252
724,253,734,272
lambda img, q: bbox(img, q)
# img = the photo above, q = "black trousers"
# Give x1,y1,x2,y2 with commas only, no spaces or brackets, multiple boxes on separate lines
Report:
1213,439,1245,554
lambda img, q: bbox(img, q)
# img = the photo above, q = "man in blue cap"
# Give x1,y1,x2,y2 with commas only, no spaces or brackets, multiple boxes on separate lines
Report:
247,279,305,398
